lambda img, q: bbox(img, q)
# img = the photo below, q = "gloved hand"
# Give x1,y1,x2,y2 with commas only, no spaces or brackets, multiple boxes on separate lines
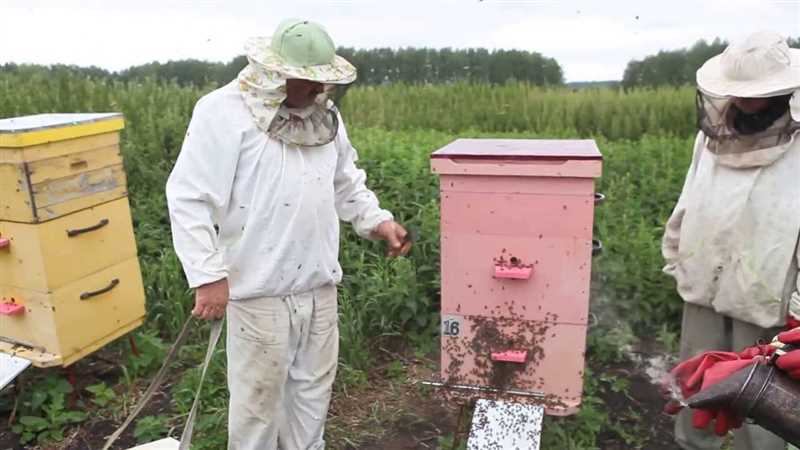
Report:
690,408,744,436
663,345,774,435
772,327,800,379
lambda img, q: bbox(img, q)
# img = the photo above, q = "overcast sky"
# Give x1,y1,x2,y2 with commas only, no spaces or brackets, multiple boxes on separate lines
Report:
1,0,798,81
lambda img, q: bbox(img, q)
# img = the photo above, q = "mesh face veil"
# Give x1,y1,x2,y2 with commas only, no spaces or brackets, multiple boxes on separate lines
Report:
696,90,800,155
267,99,340,147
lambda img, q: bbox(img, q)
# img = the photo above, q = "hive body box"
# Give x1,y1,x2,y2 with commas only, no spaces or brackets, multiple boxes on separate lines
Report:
431,139,603,415
0,113,145,367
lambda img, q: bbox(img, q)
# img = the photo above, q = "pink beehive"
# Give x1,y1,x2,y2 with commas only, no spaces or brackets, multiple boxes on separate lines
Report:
430,139,603,416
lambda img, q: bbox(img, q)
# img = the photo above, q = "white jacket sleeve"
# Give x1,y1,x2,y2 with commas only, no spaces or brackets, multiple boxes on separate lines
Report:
662,132,704,272
790,241,800,321
332,113,394,239
165,96,242,288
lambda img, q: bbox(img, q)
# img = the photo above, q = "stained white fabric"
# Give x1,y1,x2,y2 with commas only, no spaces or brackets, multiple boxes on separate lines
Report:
226,285,339,450
166,81,393,298
662,130,800,328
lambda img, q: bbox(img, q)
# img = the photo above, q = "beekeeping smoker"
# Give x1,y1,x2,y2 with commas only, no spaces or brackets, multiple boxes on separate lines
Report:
165,19,409,450
661,31,800,450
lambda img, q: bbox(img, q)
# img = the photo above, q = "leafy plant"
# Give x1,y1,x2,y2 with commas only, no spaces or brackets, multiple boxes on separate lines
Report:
11,375,88,445
125,331,168,378
134,415,170,444
385,360,406,382
587,320,637,364
656,322,681,355
86,382,117,407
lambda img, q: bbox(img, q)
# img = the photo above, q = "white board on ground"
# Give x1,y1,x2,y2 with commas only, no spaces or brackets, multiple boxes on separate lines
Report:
467,399,544,450
0,352,31,391
127,437,180,450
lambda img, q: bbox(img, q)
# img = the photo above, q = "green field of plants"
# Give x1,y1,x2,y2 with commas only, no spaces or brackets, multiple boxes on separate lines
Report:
0,69,698,449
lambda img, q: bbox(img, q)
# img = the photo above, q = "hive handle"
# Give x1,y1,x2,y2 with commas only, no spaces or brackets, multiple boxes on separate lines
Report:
80,278,119,300
70,159,89,171
594,192,605,205
592,239,603,256
67,218,109,237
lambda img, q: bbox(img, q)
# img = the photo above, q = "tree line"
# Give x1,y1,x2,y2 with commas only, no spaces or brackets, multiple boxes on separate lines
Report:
0,47,564,88
337,47,563,85
2,36,797,88
622,37,800,89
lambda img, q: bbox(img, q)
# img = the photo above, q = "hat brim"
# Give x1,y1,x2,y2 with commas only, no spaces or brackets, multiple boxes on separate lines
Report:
697,48,800,98
245,36,357,85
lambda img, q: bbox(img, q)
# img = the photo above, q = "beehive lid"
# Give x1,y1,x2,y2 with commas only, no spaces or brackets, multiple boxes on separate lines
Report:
431,139,602,161
431,138,602,178
0,113,124,147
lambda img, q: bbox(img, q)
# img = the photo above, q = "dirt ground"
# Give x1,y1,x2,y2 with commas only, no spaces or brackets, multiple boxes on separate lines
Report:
331,340,676,449
349,349,676,450
0,342,676,450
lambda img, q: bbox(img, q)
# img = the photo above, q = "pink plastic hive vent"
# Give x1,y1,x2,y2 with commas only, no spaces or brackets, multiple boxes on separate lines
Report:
0,303,25,316
494,264,533,280
491,350,528,364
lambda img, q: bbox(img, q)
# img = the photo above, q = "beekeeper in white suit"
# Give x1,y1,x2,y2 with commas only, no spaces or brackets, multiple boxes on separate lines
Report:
662,31,800,450
166,19,410,450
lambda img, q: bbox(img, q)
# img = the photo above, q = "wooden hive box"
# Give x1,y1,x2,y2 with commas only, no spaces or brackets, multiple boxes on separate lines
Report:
431,139,603,416
0,113,128,223
0,113,145,367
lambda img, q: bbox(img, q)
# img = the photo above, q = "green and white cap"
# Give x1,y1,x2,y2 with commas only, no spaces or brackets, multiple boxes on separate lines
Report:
237,19,356,138
245,18,356,84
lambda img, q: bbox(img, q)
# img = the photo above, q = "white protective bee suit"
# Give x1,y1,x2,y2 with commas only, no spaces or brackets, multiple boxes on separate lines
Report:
166,20,392,450
662,31,800,450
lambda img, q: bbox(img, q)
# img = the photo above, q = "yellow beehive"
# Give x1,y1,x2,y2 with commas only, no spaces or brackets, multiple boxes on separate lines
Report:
0,113,145,367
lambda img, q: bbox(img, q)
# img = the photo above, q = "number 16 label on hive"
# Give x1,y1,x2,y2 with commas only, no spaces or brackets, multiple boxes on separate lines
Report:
441,315,463,337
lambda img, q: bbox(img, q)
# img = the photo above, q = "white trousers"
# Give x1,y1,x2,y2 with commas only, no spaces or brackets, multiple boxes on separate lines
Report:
226,284,339,450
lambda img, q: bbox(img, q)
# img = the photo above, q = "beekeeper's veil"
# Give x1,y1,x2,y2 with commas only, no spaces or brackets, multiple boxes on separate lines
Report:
236,19,357,147
695,31,800,167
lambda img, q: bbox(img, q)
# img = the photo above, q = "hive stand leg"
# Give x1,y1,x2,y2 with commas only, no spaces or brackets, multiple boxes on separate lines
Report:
451,401,474,450
128,334,140,358
65,366,79,409
7,375,23,427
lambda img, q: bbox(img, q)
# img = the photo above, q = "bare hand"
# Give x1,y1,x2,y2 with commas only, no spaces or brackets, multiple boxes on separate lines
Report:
193,278,229,320
371,220,411,258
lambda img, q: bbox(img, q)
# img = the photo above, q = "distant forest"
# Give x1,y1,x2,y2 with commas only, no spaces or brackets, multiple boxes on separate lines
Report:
2,37,797,89
622,37,800,88
0,48,563,88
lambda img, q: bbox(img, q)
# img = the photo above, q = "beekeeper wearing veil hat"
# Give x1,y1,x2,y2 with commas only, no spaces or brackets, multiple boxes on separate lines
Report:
166,18,410,450
661,31,800,450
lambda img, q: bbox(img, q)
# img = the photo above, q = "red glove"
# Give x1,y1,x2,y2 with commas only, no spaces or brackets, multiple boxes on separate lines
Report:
666,351,741,400
663,345,773,435
786,314,800,330
774,327,800,379
691,408,744,436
